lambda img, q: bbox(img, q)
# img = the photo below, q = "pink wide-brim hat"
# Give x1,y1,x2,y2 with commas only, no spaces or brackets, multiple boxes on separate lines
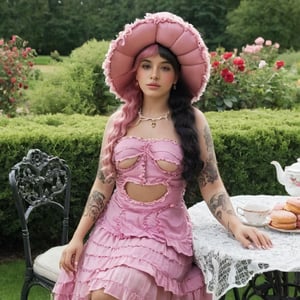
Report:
102,12,210,103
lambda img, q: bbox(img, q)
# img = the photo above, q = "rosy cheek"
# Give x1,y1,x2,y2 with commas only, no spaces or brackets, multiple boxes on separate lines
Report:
164,73,176,83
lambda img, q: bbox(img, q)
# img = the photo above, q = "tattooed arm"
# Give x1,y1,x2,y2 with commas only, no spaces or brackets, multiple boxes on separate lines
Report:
196,110,238,234
82,164,113,222
193,108,272,249
59,116,116,272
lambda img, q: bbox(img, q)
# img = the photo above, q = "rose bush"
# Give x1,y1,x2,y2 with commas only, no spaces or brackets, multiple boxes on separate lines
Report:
0,35,36,116
198,37,297,112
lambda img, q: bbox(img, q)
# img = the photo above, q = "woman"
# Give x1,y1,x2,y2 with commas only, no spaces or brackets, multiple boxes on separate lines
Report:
53,12,272,300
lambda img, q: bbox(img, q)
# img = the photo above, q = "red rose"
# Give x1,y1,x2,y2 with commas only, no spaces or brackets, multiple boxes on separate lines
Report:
221,68,229,77
222,52,233,60
212,61,220,68
221,69,234,83
275,60,285,69
233,57,244,66
233,57,245,71
238,64,245,71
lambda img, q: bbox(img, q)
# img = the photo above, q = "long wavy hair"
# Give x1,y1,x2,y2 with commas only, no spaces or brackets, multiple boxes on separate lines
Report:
101,44,203,184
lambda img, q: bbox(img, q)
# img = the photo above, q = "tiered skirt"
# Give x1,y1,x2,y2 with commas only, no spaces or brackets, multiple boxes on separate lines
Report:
53,224,212,299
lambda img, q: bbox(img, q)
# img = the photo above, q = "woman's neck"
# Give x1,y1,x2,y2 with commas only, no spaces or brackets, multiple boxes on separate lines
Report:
141,98,169,117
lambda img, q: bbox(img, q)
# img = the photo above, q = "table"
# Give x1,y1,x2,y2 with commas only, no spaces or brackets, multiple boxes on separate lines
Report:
188,195,300,300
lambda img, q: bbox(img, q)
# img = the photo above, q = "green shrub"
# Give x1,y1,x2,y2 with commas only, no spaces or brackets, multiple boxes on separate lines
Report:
198,38,300,112
29,40,119,115
50,50,63,62
1,111,300,252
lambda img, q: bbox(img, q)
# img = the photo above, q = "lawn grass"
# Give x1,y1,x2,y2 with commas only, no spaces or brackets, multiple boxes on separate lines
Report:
34,55,52,65
0,259,51,300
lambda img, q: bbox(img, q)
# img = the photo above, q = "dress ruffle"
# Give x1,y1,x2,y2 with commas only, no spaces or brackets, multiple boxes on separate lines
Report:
53,228,210,299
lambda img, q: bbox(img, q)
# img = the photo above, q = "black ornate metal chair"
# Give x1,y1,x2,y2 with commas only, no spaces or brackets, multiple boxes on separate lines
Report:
9,149,71,300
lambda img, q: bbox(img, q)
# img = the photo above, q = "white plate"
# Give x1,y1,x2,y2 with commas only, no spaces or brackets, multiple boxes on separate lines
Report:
267,224,300,233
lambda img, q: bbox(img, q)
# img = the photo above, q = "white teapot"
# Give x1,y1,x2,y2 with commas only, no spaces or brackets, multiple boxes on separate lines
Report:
271,158,300,196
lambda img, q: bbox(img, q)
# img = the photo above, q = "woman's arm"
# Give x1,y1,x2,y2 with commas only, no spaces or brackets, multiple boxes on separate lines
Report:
194,108,272,249
60,115,116,272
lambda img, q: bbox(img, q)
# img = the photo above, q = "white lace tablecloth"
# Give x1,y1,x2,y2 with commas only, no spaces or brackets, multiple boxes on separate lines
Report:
188,195,300,300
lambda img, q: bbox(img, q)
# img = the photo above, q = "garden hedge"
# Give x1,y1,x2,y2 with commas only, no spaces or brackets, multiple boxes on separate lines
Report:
1,110,299,254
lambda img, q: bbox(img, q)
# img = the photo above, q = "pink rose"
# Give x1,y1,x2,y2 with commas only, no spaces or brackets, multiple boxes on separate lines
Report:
274,43,280,49
255,37,264,45
265,40,272,46
243,44,262,54
10,77,17,84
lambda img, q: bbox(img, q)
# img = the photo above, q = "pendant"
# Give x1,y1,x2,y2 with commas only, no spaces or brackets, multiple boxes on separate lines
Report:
151,121,156,128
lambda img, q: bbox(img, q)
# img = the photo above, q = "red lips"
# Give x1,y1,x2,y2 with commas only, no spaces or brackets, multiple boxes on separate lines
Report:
147,82,160,88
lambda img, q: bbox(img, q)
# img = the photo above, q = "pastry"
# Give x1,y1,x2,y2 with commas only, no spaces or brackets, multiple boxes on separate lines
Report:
269,210,297,230
284,197,300,214
297,214,300,228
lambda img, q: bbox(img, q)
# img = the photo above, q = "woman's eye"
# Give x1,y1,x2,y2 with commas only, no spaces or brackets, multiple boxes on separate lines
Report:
161,65,172,71
141,63,151,70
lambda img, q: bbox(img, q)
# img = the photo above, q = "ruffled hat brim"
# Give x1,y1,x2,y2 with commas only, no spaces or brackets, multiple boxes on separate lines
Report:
103,12,210,103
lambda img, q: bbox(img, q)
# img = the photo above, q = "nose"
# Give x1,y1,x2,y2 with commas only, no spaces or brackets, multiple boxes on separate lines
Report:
150,67,159,80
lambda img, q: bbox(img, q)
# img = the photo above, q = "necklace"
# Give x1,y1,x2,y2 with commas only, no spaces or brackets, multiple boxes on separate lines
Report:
137,110,170,128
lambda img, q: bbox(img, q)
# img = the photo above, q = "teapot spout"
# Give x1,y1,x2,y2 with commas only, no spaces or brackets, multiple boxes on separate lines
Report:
271,161,286,186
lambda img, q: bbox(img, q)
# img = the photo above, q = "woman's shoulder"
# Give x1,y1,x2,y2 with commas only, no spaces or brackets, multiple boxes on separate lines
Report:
105,109,122,129
192,106,209,128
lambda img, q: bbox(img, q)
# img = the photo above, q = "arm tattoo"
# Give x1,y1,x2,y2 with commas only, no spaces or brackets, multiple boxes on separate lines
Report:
96,165,106,183
83,190,106,222
204,124,214,151
96,161,114,184
198,125,218,187
207,192,234,223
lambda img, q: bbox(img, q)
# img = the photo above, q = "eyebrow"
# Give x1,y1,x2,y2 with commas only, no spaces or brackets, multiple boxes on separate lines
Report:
141,58,171,64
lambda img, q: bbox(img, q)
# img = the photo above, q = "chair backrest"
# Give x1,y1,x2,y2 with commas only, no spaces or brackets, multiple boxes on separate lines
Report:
9,149,71,269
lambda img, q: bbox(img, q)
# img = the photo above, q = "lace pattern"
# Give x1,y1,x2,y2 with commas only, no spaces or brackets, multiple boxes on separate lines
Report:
188,195,300,299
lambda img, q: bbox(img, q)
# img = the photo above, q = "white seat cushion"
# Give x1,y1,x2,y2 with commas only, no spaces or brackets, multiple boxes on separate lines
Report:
33,245,67,282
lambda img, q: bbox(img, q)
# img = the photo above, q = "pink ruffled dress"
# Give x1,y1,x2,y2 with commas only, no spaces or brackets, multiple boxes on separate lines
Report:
53,137,212,300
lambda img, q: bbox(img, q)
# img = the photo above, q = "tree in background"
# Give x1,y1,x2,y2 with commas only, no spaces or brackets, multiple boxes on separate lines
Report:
0,0,240,55
0,0,299,55
226,0,300,51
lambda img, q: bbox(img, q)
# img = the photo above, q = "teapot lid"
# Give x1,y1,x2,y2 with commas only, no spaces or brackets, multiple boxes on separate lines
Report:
286,158,300,172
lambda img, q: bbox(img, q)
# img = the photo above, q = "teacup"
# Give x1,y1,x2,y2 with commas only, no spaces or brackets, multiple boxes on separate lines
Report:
237,203,271,226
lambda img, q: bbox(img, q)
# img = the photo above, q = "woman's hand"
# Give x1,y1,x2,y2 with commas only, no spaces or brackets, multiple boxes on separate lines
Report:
59,238,84,273
232,224,272,249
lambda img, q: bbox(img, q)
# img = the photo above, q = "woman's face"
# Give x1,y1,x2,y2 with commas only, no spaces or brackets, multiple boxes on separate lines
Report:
136,54,177,100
